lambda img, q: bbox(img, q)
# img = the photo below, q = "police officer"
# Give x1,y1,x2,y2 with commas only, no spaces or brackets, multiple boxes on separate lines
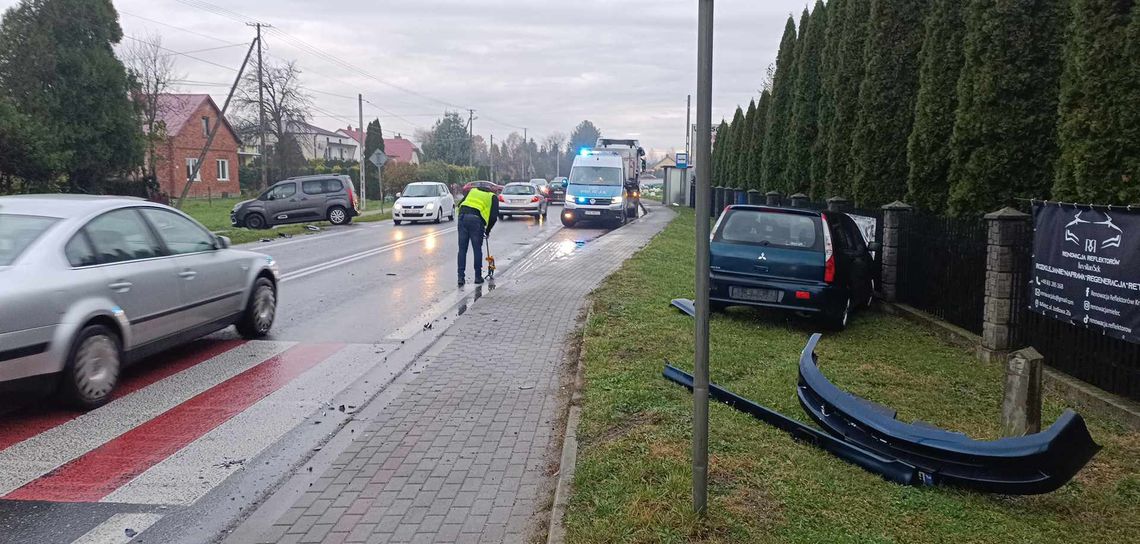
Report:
456,185,500,286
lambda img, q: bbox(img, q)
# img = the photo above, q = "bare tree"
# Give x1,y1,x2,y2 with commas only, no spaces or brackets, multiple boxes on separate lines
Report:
123,33,180,183
234,60,312,183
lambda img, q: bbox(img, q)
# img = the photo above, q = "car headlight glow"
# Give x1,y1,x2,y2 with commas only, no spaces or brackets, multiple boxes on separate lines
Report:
393,203,403,210
613,195,623,205
425,202,435,210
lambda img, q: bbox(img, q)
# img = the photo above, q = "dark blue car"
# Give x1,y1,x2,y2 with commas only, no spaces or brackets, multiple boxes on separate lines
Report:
709,205,879,329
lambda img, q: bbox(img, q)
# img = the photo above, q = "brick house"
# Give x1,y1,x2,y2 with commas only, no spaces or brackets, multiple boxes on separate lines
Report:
152,94,241,199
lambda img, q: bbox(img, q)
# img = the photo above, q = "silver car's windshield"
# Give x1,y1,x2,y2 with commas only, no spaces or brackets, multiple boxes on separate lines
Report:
403,184,439,197
569,167,622,186
0,214,59,266
503,185,534,195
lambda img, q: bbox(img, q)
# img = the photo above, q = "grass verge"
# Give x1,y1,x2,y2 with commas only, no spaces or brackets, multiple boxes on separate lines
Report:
565,208,1140,543
179,197,391,245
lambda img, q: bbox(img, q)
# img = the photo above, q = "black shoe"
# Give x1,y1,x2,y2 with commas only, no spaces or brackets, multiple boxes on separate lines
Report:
458,278,466,287
474,277,484,285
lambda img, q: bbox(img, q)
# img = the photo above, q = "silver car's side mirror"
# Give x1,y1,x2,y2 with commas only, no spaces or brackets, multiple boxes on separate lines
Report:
215,235,231,249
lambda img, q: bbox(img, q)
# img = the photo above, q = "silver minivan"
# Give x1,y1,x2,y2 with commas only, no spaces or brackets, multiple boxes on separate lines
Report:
0,195,279,408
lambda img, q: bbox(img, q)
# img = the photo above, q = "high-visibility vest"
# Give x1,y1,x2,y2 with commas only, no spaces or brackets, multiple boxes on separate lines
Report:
461,188,493,225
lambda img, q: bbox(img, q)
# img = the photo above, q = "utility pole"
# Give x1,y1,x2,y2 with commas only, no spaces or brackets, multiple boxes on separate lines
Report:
359,94,366,210
247,22,271,190
693,0,714,516
523,127,529,177
685,94,692,159
176,37,257,207
467,109,476,168
490,133,496,184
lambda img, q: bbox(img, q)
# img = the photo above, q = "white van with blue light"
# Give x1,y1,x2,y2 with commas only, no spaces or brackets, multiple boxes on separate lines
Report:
560,150,628,228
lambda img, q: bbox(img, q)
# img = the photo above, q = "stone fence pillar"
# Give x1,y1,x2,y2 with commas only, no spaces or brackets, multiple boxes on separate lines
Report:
827,196,851,213
789,193,809,208
981,207,1032,363
1001,347,1043,436
747,189,762,205
765,191,782,206
880,201,913,302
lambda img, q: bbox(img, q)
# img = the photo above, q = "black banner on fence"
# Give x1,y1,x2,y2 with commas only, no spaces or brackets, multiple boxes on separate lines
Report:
1030,204,1140,344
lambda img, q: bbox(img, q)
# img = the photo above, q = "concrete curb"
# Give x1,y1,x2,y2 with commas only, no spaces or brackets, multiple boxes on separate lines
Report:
546,310,589,544
880,301,1140,432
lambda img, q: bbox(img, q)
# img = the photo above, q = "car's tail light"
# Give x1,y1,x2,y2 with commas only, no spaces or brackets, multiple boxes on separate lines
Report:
821,213,835,284
498,195,505,203
531,196,541,203
348,183,358,210
795,291,811,300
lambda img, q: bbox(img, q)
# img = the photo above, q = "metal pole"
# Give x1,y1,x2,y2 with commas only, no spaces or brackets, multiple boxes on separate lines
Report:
254,23,268,191
685,94,692,159
490,134,496,184
468,109,475,167
359,94,366,210
175,37,257,207
693,0,714,516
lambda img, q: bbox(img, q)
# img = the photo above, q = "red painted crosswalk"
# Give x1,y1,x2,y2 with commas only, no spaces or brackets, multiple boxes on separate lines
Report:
0,340,347,504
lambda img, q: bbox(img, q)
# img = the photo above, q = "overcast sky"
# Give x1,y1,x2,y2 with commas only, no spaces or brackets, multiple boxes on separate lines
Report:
4,0,809,154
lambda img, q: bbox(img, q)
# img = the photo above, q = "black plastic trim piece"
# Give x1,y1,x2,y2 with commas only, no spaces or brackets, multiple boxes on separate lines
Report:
663,363,923,487
0,342,49,363
797,333,1101,494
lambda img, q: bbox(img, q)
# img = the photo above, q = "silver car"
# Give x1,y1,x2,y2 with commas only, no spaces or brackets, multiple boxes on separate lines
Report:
0,195,279,409
498,182,549,220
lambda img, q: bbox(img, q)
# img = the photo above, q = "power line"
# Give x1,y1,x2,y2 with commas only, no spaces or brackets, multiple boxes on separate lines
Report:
120,10,243,45
122,35,240,72
120,42,246,62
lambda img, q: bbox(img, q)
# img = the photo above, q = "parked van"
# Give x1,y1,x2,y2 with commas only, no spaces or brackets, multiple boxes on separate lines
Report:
231,175,358,229
560,151,627,227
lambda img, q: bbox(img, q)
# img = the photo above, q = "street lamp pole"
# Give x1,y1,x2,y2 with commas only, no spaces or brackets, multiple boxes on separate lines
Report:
693,0,714,516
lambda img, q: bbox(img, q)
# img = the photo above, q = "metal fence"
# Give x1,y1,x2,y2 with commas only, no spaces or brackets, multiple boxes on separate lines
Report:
1009,220,1140,401
897,212,988,334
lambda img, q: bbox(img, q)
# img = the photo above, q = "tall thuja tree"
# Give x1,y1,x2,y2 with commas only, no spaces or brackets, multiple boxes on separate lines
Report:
812,0,846,196
824,0,870,198
760,17,799,193
0,0,142,193
712,120,730,186
947,0,1067,215
850,0,929,208
787,1,829,198
906,0,966,214
1052,0,1140,205
749,90,771,190
735,100,757,189
726,106,746,187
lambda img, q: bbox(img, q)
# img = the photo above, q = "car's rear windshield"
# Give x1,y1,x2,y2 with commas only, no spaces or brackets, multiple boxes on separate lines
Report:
403,184,439,197
0,214,59,266
569,166,622,186
715,210,821,250
504,185,534,195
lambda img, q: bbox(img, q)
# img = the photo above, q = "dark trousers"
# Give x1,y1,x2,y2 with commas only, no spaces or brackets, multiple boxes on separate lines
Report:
457,213,485,280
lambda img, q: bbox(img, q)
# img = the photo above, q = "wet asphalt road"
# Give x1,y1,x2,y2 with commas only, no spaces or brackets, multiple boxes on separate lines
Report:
0,208,614,544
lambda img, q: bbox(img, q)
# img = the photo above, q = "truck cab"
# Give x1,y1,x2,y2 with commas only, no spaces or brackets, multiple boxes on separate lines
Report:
561,151,628,227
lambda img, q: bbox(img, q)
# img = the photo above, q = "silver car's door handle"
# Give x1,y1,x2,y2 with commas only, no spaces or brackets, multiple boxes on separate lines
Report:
178,270,198,280
108,281,133,292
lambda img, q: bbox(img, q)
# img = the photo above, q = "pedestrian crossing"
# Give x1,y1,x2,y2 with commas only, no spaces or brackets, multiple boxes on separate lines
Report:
0,337,396,543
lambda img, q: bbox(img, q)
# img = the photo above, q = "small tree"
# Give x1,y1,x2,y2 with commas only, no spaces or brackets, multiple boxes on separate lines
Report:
123,33,180,184
823,0,871,198
786,1,828,198
760,16,799,192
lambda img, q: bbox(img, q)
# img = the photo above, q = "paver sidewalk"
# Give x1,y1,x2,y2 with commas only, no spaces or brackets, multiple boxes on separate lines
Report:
252,209,673,543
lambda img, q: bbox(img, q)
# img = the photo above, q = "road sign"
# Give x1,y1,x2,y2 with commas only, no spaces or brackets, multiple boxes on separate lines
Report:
369,150,389,168
676,152,689,169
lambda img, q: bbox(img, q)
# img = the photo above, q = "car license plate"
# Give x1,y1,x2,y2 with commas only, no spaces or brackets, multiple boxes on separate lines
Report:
584,211,601,216
729,286,781,303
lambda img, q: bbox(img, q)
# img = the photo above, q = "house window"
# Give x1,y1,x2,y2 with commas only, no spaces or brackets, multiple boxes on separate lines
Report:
216,159,230,181
185,158,201,182
201,116,210,136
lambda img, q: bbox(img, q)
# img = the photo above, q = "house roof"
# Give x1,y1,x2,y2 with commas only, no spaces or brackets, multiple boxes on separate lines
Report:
154,94,240,143
288,120,346,139
338,126,363,144
384,137,419,163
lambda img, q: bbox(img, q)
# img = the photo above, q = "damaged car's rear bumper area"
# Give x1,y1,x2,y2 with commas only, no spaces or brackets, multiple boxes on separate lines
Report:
663,331,1101,495
795,334,1100,495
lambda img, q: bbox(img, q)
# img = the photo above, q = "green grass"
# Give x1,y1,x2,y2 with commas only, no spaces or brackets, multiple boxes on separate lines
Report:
179,197,391,245
565,209,1140,544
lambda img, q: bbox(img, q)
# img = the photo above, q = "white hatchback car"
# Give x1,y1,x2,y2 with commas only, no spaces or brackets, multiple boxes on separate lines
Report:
393,182,455,225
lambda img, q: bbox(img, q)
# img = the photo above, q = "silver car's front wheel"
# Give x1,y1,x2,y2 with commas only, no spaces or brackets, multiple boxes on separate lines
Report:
61,325,121,409
237,278,276,338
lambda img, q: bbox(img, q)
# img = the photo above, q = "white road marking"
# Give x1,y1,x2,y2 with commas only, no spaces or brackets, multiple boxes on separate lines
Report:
0,341,294,495
280,227,457,282
102,344,404,505
70,513,163,544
